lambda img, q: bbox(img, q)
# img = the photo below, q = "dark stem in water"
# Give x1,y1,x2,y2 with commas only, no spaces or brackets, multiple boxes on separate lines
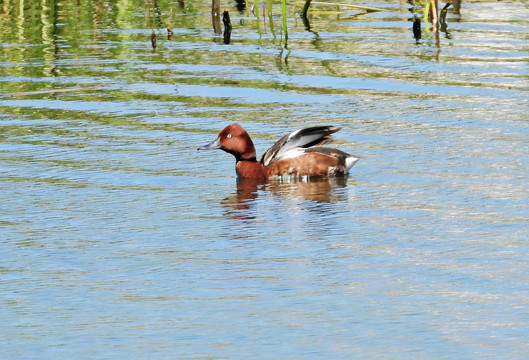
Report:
223,11,232,44
301,0,312,18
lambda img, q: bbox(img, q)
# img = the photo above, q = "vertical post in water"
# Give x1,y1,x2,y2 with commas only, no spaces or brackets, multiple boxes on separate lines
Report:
212,0,222,35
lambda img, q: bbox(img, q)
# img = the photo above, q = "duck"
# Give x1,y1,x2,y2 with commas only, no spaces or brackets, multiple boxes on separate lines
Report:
198,123,360,179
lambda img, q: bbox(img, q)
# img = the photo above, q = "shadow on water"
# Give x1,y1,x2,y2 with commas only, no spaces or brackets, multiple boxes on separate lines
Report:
222,176,352,220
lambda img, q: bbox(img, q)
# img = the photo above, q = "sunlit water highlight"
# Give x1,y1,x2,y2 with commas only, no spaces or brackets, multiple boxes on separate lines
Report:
1,0,528,358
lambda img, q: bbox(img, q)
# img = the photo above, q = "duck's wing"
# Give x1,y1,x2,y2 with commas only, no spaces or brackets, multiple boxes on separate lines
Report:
260,126,341,166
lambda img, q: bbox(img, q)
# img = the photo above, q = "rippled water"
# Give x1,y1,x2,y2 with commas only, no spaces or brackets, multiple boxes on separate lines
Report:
1,0,529,358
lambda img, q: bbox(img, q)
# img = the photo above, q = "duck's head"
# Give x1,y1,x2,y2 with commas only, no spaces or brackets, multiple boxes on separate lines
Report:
198,123,257,161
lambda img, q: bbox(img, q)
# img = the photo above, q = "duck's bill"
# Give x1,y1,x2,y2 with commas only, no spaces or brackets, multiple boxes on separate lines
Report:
197,137,221,150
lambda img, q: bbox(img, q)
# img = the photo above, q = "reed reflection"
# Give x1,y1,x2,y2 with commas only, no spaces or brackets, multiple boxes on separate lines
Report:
409,0,454,45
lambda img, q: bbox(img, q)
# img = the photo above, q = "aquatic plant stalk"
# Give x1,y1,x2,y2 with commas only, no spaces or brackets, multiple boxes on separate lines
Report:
282,0,288,37
254,0,262,35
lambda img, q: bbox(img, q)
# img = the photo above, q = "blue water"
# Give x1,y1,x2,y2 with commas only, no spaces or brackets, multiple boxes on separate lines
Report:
1,0,529,358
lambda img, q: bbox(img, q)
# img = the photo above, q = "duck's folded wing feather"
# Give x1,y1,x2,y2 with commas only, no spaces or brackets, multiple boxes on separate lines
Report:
260,126,341,166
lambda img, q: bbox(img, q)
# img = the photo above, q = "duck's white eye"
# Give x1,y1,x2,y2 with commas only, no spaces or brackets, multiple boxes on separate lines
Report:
227,134,232,139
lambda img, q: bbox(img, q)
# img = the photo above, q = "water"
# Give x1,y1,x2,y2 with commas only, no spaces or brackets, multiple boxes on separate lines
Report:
1,0,528,358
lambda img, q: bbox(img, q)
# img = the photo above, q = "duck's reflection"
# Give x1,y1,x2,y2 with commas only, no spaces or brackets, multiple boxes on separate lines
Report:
222,176,353,220
222,177,263,216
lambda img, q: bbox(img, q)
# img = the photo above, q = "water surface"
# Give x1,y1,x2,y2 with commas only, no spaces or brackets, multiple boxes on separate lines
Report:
1,0,529,358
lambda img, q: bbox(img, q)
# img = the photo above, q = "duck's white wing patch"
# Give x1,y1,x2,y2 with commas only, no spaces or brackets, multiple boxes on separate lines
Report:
273,147,306,162
261,126,341,166
264,134,323,165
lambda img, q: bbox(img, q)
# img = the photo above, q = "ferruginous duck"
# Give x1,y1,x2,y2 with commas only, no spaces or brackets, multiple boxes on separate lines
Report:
198,123,360,179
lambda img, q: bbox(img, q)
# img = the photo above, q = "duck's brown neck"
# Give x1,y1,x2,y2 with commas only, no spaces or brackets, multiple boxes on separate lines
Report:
237,144,257,162
236,159,266,178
